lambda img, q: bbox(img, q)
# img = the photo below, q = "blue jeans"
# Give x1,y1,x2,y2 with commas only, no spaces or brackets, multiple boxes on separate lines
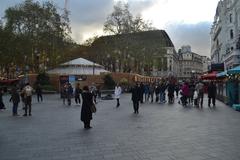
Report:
12,103,19,115
160,92,165,103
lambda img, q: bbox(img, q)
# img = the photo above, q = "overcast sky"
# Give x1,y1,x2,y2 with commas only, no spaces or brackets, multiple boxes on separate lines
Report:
0,0,220,57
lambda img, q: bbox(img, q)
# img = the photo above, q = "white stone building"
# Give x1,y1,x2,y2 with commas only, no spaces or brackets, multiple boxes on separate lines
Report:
178,46,205,79
201,56,212,73
210,0,240,70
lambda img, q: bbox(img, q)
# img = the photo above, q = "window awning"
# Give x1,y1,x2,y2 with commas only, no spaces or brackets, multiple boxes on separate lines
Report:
216,71,227,77
201,71,218,80
227,66,240,74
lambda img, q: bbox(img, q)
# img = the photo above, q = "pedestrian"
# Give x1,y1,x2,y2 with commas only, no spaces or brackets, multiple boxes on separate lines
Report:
208,81,217,107
114,83,122,108
175,83,180,98
188,82,195,105
75,83,82,105
90,83,97,104
9,87,20,116
61,83,68,105
20,87,25,110
140,82,144,103
159,82,166,103
36,83,43,102
149,83,154,103
155,84,160,102
181,82,189,106
0,88,6,110
144,83,150,102
66,83,73,106
195,80,204,108
22,83,33,116
167,81,175,104
81,86,94,129
131,83,141,114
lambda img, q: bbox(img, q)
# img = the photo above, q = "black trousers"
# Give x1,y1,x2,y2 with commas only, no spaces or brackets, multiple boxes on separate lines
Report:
83,120,91,128
133,101,139,113
116,98,120,107
25,96,32,114
75,95,81,104
208,97,216,106
37,93,43,102
197,93,204,107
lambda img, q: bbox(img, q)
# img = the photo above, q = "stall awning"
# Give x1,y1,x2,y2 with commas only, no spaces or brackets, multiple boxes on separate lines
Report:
227,65,240,74
201,71,218,80
217,71,227,77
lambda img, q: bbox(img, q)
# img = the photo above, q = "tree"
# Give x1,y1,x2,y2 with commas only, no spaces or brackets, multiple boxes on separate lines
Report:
83,35,99,46
1,0,75,75
104,1,154,35
103,74,116,89
36,72,50,85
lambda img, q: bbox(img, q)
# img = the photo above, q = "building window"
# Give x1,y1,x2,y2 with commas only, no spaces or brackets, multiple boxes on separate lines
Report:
230,29,234,39
230,14,232,23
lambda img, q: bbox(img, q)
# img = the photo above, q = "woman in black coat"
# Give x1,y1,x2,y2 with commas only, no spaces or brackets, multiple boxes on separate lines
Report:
81,86,93,129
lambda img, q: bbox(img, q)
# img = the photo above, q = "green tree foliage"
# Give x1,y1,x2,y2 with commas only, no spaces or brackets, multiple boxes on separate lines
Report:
0,0,75,76
104,1,154,35
103,74,116,89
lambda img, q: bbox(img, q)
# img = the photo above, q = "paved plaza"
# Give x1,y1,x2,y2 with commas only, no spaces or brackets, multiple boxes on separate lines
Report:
1,94,240,160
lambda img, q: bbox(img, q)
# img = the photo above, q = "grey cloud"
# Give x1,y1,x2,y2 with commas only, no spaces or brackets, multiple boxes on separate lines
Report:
165,22,212,57
128,0,157,15
69,0,114,24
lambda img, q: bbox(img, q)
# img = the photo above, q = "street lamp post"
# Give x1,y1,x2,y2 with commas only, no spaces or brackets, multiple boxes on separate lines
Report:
93,61,95,75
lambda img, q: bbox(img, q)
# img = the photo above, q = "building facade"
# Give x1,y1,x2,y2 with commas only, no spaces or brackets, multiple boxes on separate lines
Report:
91,30,178,77
201,56,212,73
210,0,240,70
178,45,206,79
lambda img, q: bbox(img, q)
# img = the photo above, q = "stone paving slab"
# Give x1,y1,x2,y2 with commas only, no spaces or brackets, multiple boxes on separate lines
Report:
1,94,240,160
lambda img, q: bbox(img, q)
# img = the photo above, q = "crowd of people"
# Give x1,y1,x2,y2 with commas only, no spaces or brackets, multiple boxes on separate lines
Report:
0,82,35,116
126,79,217,114
0,78,217,129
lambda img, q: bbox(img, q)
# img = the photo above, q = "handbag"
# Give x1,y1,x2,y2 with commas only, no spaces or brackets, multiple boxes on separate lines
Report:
90,103,96,113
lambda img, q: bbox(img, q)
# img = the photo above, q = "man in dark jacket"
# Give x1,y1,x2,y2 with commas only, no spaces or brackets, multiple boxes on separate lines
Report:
10,87,20,116
36,84,43,102
131,83,141,114
167,82,175,104
208,81,217,107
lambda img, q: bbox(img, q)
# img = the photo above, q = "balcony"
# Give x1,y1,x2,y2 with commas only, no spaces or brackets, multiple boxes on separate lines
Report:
223,49,240,62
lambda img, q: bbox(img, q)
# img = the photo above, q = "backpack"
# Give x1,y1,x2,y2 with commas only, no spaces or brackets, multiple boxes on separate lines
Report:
25,86,32,97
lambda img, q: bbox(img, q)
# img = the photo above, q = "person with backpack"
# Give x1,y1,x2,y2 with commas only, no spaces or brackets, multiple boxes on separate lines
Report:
9,87,20,116
22,83,33,116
